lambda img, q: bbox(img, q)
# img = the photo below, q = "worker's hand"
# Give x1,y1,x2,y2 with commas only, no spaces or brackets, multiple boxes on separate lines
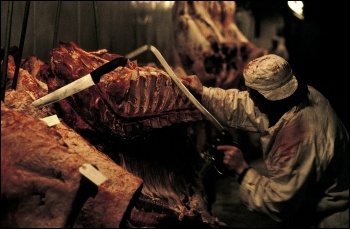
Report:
180,75,203,97
217,145,249,175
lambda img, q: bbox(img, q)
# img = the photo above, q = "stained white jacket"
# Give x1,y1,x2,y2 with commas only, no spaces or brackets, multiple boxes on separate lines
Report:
202,86,349,227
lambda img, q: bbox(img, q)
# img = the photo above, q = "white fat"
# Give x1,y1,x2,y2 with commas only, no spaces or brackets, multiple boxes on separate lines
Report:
131,71,138,81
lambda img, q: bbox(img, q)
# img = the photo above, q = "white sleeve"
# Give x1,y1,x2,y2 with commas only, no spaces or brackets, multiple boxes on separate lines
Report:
202,87,268,132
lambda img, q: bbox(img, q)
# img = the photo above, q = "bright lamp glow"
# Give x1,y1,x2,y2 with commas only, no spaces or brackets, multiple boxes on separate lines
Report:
288,1,304,20
131,1,174,10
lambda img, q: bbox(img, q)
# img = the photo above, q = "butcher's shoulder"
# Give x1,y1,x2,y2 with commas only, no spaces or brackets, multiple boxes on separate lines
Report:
306,86,345,132
307,86,337,114
279,86,347,145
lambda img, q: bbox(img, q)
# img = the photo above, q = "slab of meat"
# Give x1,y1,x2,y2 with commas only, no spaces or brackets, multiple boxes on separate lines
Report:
172,1,267,89
21,55,50,97
3,54,52,118
4,55,42,99
47,41,203,139
2,55,144,228
1,102,143,228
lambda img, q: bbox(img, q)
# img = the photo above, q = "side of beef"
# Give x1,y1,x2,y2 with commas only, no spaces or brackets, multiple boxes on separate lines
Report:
1,102,143,228
47,41,203,139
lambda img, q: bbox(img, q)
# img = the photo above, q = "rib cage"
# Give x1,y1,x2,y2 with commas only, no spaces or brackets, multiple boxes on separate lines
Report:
48,42,203,138
100,66,193,117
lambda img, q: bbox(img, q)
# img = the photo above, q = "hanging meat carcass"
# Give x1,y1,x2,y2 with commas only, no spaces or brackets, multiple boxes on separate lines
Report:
172,1,267,89
47,42,203,140
1,43,228,228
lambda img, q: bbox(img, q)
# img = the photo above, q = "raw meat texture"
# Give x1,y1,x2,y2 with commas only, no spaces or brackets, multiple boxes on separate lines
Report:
4,55,42,98
2,54,143,227
172,1,267,89
47,41,203,139
1,102,143,228
2,46,227,227
21,55,50,96
46,42,224,227
3,54,52,118
171,0,264,167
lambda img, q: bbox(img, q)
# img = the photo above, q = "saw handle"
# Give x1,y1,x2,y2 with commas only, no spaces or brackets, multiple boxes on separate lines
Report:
210,129,241,176
90,56,128,84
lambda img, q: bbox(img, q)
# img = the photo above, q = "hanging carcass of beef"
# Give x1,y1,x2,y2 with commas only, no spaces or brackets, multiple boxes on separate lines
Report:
172,1,267,90
47,41,203,140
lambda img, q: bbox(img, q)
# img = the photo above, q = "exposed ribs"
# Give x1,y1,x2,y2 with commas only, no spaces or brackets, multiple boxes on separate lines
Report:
48,42,203,139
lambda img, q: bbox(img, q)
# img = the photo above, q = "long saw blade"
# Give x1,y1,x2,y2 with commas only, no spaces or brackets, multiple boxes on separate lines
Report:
126,45,225,131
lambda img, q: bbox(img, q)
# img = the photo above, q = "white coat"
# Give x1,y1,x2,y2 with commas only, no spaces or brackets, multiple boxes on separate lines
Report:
202,86,349,227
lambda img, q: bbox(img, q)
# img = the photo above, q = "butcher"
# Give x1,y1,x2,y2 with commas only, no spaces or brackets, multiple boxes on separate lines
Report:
180,54,349,228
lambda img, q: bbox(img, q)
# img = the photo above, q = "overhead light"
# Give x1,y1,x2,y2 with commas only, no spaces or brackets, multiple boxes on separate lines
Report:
288,1,304,20
131,1,174,10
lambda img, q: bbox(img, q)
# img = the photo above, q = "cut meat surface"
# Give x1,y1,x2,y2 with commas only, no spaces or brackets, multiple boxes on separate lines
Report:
1,102,142,228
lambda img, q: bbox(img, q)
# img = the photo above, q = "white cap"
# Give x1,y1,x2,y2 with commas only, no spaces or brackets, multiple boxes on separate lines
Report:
243,54,298,101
